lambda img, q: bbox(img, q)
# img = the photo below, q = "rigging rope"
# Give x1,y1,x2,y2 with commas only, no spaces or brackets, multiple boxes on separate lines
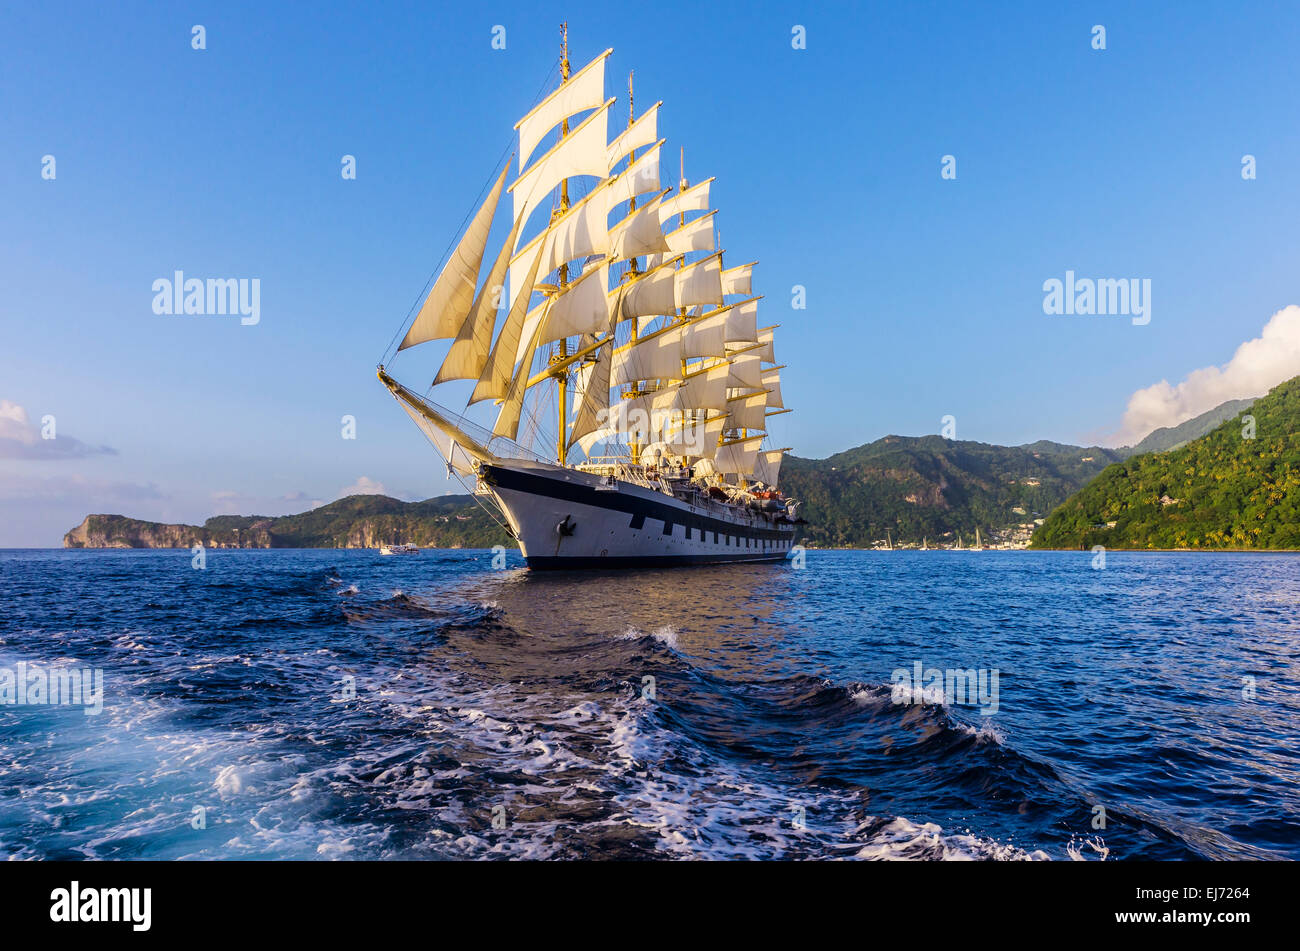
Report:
447,466,516,541
380,62,560,369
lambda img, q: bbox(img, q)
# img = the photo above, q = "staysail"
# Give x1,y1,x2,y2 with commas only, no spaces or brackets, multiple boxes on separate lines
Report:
432,212,526,385
399,164,510,350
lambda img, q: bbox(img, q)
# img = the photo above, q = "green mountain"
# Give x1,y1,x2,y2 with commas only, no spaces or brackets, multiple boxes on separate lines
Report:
780,436,1125,548
1125,397,1257,455
1032,377,1300,549
64,494,512,549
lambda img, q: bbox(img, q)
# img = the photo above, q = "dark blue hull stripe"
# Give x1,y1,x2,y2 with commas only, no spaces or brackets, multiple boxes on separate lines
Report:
483,464,796,542
525,553,789,570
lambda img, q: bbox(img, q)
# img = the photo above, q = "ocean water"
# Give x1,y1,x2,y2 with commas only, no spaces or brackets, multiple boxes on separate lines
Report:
1,548,1297,861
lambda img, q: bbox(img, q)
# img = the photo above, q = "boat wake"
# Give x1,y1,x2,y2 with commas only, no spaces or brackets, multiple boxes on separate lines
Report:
3,549,1285,860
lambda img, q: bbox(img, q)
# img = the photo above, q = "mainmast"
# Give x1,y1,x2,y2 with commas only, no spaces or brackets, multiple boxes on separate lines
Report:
677,147,695,446
626,71,638,239
552,23,573,466
625,69,644,467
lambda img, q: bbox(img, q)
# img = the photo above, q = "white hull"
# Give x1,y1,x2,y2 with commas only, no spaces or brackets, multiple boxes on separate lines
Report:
479,460,798,569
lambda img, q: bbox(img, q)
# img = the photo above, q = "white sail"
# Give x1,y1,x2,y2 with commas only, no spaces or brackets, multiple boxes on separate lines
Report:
753,326,775,363
606,101,660,171
714,435,764,475
507,139,665,310
516,49,612,168
433,212,525,384
610,259,679,322
591,375,723,451
515,263,609,365
664,211,716,254
507,183,612,307
680,311,730,359
576,415,617,456
665,413,727,460
726,352,763,388
613,301,752,388
492,298,556,440
674,253,724,308
572,354,599,416
761,367,783,409
657,178,712,224
608,195,670,261
577,386,676,454
721,263,754,296
399,164,509,350
752,449,785,486
611,327,684,385
610,309,734,387
725,298,758,343
471,246,544,404
728,390,768,431
510,99,614,221
605,141,663,210
568,340,613,450
671,364,730,411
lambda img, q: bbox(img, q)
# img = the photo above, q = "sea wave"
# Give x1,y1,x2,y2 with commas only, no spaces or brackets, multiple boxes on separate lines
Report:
2,548,1294,859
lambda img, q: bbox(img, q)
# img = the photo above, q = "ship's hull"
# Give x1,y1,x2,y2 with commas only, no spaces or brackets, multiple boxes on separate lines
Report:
478,460,797,569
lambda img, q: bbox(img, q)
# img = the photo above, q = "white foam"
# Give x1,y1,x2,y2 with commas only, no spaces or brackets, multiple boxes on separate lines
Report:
956,719,1005,744
214,765,244,796
620,625,679,649
853,817,1050,861
1066,835,1111,861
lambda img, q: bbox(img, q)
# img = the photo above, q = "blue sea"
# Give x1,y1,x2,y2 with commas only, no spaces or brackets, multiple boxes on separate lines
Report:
1,548,1297,860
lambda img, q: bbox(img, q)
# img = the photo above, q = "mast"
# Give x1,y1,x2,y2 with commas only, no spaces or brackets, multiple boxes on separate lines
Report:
625,69,643,467
676,147,694,462
553,23,572,466
626,71,638,231
676,147,688,324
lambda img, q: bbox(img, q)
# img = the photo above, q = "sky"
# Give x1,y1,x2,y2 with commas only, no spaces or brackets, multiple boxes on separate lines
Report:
2,0,1299,546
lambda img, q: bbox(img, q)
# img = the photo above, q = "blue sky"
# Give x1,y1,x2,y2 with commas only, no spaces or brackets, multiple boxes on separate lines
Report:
2,1,1299,546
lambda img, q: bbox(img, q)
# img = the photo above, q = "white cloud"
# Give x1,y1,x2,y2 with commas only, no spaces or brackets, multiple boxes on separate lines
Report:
0,400,115,459
339,476,387,497
0,400,26,433
1114,305,1300,445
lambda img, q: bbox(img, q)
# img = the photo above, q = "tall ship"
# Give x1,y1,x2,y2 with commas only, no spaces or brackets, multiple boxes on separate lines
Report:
377,26,803,568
